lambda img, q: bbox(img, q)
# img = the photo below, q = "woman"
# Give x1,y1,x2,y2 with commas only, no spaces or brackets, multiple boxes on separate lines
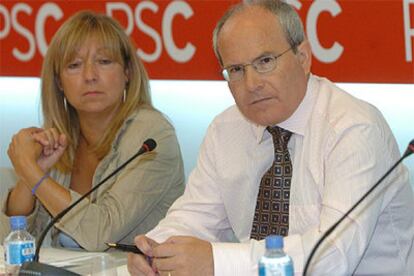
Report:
0,11,185,251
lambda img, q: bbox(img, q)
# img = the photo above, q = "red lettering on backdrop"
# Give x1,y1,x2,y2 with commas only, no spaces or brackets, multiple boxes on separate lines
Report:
0,0,413,83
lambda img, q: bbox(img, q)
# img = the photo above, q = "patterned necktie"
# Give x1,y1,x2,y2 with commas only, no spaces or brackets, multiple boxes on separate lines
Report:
251,126,293,240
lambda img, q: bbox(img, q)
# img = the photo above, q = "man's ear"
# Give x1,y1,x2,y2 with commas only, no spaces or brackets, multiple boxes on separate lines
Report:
296,39,312,74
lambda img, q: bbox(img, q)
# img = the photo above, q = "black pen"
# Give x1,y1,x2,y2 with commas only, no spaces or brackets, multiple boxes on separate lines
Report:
106,242,143,255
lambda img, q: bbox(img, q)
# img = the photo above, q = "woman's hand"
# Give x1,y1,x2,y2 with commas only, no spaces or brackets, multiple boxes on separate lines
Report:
8,127,44,177
32,128,68,171
8,127,68,177
6,128,69,216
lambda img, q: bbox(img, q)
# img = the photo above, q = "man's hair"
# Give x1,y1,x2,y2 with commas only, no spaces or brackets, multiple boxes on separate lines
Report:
212,0,305,66
41,11,153,172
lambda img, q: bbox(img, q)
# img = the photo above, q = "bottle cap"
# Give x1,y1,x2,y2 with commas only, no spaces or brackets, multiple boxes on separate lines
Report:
265,235,283,249
10,216,27,230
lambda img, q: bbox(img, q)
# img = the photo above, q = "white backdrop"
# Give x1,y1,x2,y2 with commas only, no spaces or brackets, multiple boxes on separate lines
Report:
1,77,413,187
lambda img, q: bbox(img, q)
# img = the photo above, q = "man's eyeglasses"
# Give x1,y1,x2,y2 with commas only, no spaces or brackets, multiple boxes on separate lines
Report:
222,47,292,82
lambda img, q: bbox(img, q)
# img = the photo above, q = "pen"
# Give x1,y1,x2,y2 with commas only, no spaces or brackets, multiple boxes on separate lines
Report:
106,242,143,255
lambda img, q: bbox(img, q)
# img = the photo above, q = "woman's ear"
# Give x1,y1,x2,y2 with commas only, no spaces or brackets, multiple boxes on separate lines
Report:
124,62,130,83
296,40,312,74
55,76,63,91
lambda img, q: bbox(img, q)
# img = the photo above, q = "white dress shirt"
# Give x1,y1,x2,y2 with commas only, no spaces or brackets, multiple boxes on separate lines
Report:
147,75,414,275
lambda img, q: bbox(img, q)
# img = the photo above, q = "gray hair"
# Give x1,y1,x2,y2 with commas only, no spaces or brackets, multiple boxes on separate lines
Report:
212,0,305,66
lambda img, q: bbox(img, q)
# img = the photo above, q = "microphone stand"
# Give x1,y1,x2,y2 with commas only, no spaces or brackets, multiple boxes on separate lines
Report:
303,140,414,275
19,139,156,275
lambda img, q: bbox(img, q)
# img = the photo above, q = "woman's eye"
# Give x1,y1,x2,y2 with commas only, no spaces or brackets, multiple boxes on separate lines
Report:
67,62,81,69
98,59,112,65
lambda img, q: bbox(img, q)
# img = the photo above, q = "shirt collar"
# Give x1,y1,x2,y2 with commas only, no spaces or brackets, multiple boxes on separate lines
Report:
254,74,317,143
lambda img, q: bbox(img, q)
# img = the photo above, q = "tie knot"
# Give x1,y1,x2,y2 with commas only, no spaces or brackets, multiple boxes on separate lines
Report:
267,126,292,148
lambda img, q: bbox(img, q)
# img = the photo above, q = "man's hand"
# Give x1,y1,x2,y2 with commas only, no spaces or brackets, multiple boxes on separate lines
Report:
128,235,159,276
152,236,214,276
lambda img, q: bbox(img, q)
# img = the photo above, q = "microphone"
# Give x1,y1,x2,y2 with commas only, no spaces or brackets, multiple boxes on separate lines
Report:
303,139,414,275
19,138,157,275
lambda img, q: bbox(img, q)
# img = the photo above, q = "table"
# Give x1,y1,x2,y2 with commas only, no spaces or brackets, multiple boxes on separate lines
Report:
0,246,129,275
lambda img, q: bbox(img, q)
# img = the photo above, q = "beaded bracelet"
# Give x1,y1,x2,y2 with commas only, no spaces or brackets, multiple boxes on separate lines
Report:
31,173,50,195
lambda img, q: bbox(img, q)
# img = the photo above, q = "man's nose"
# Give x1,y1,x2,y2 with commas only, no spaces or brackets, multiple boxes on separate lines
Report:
243,65,264,92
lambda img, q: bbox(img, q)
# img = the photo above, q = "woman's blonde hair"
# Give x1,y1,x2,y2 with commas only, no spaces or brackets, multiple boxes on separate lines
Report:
41,10,152,172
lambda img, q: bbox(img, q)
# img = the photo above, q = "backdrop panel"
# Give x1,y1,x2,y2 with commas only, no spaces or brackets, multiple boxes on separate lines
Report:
1,0,413,83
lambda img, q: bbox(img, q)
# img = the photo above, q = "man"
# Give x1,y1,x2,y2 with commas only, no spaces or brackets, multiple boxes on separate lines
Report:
128,1,414,275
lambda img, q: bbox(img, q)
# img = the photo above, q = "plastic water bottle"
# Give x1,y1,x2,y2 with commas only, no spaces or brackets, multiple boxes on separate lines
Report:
259,235,293,276
3,216,36,275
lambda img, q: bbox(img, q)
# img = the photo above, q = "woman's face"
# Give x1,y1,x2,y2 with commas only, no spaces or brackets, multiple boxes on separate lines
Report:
59,37,128,118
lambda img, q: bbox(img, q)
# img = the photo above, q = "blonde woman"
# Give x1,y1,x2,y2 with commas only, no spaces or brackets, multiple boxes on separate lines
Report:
1,11,185,251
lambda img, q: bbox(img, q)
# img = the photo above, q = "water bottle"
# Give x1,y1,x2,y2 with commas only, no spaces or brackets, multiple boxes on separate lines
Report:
3,216,36,275
259,235,293,276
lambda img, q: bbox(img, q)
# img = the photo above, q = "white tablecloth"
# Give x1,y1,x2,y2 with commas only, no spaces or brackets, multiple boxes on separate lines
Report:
0,246,129,275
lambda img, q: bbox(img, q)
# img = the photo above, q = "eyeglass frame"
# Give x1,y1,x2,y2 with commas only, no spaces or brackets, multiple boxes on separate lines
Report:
221,47,293,82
